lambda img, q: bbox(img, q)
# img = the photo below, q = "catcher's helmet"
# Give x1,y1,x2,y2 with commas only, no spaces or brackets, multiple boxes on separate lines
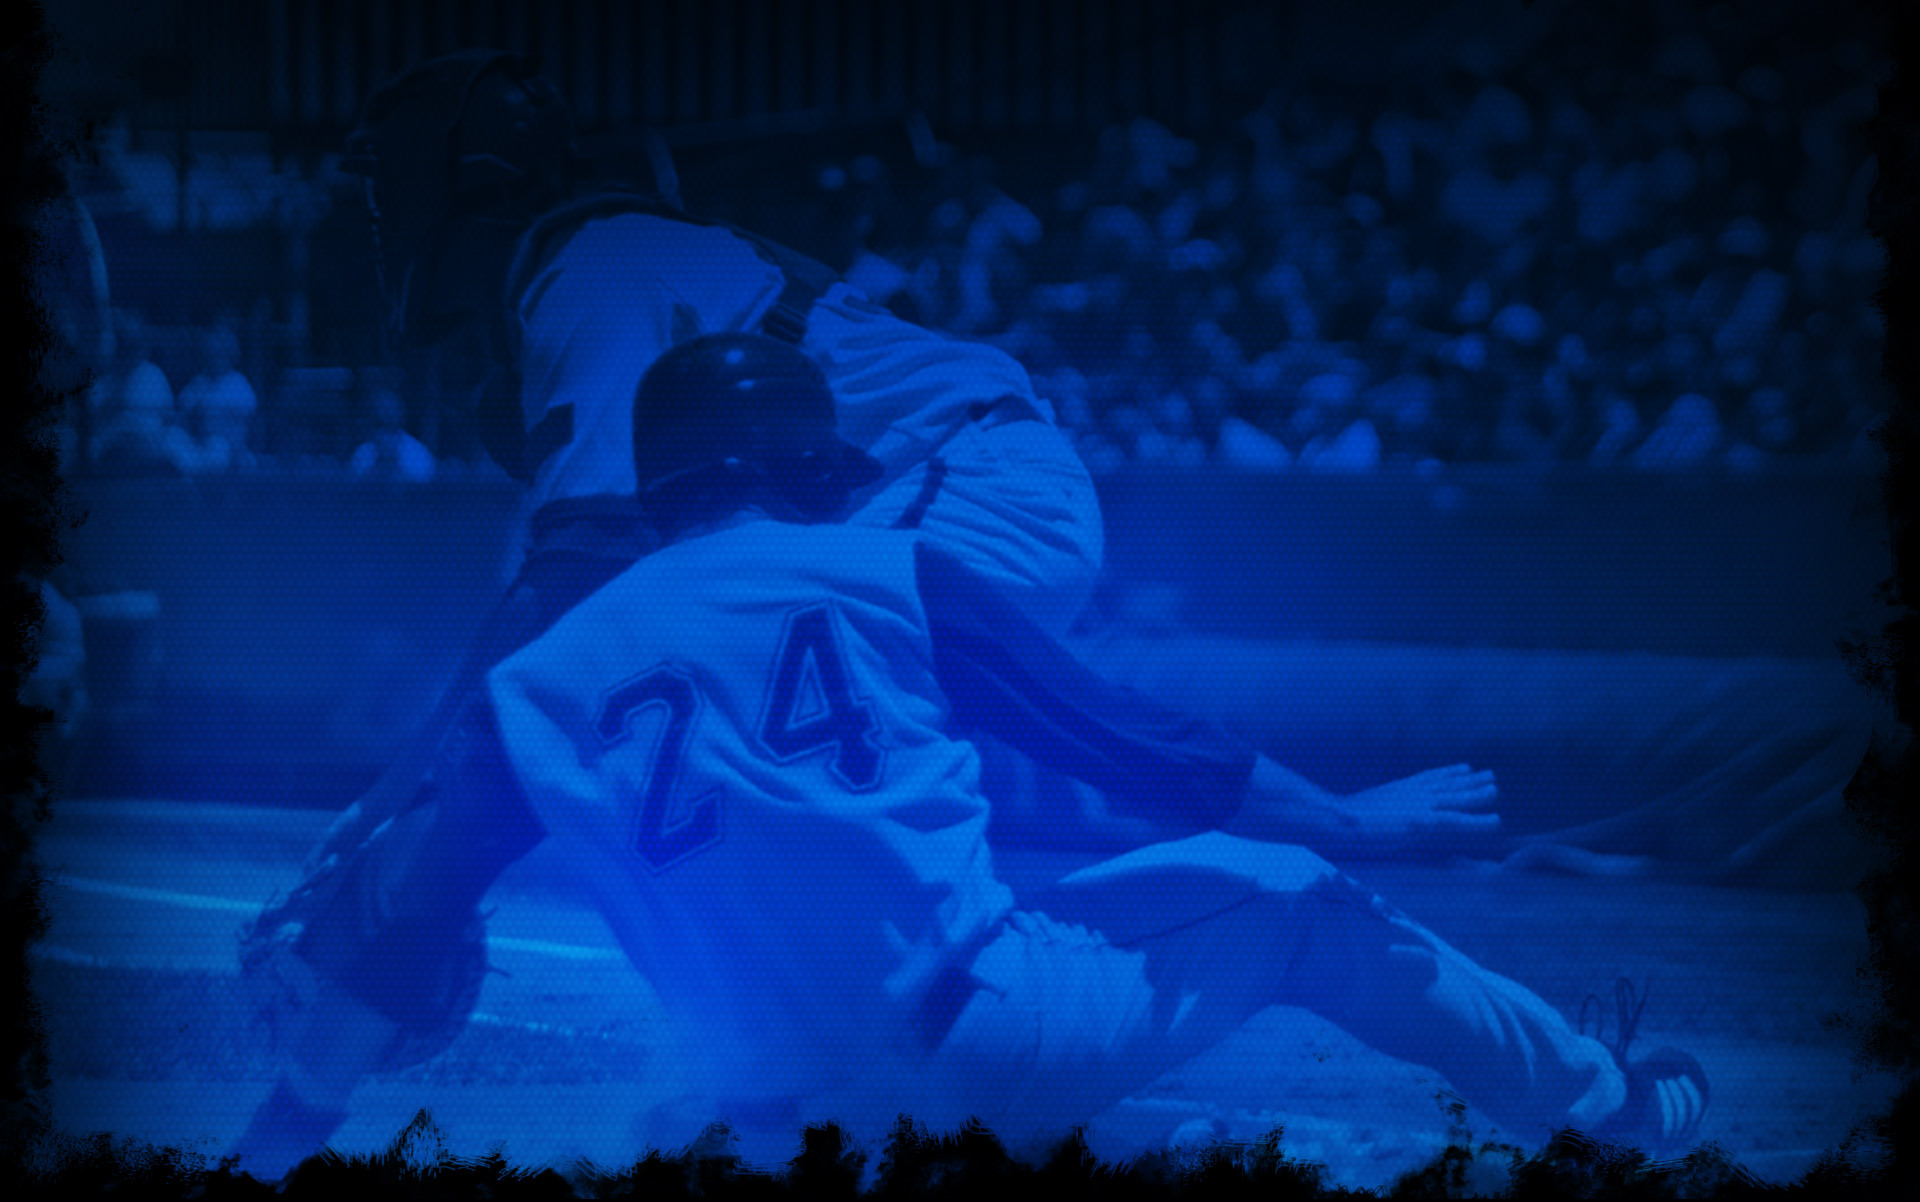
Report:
633,334,882,521
340,50,575,343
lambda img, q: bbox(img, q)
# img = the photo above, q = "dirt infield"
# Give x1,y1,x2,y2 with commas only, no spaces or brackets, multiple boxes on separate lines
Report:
30,801,1901,1190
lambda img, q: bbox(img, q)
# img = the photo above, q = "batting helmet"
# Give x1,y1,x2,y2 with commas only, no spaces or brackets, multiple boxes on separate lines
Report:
632,334,882,521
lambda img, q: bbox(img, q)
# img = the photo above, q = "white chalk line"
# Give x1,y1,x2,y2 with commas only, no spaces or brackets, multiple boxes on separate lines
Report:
38,878,643,1040
32,883,1849,1175
46,874,627,962
30,941,632,1043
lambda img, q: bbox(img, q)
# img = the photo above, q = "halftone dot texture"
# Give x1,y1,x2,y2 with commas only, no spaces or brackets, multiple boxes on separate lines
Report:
39,0,1897,1189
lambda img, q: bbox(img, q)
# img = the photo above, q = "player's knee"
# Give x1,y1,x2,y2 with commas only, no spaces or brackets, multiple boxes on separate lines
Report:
1168,830,1344,894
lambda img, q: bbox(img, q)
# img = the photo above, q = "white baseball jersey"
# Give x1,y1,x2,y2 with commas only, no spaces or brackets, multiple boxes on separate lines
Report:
487,518,1014,1101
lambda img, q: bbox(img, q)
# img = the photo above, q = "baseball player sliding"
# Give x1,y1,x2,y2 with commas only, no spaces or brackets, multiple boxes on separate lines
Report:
231,335,1708,1178
302,48,1493,900
298,47,1104,884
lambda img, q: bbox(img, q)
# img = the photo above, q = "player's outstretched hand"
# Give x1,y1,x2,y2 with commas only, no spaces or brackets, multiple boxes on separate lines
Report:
1229,757,1499,859
1342,764,1501,847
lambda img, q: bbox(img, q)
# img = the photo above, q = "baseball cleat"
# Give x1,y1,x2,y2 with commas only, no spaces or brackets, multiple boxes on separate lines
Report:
1578,978,1710,1157
1165,1114,1230,1150
1589,1045,1711,1157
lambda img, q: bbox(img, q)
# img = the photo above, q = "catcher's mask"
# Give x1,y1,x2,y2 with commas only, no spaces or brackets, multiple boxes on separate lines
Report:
633,333,883,524
339,50,574,346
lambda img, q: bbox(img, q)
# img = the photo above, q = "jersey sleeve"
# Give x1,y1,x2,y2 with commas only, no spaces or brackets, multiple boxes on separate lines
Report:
915,542,1256,828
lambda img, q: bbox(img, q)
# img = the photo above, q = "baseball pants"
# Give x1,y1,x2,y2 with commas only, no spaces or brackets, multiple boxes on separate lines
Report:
706,832,1621,1164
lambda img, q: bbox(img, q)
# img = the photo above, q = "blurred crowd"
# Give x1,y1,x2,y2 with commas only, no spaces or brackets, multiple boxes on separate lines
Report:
56,3,1888,482
84,313,258,476
827,11,1889,476
69,309,445,483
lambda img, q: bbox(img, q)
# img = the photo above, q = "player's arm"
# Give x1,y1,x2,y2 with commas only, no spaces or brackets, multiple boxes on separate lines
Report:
915,543,1498,852
918,542,1254,831
1227,757,1500,857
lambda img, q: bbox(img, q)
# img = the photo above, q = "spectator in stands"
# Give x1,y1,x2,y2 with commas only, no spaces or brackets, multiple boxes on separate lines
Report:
89,310,197,475
347,377,436,483
113,5,1879,476
177,323,259,471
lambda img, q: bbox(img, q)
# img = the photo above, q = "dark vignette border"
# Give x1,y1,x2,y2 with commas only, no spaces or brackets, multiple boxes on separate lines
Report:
1,0,1914,1196
6,0,71,1178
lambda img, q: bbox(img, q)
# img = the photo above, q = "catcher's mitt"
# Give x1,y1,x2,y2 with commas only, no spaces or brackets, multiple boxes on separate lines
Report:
239,809,492,1074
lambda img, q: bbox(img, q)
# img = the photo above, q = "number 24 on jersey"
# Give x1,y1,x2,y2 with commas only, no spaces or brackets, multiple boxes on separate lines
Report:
595,603,886,871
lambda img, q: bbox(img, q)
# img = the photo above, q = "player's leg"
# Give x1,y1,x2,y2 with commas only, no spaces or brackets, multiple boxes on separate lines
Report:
1035,833,1626,1141
884,833,1624,1161
1117,838,1626,1115
228,964,400,1179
